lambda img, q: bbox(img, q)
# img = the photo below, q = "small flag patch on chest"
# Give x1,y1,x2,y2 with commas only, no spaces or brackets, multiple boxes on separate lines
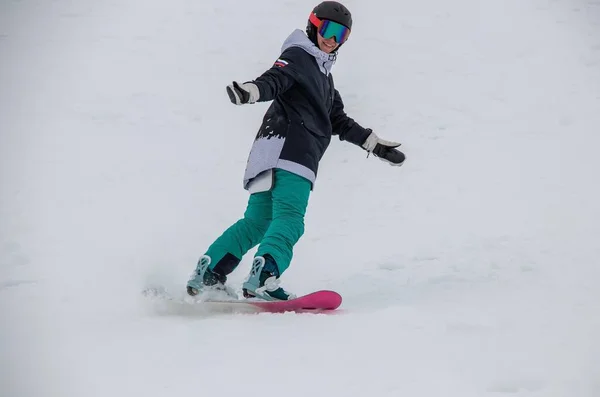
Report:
274,58,289,67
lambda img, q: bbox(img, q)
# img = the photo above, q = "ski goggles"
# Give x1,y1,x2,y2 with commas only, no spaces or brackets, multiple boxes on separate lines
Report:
309,13,351,44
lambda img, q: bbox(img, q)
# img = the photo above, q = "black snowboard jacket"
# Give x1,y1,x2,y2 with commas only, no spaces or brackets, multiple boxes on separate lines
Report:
242,29,371,191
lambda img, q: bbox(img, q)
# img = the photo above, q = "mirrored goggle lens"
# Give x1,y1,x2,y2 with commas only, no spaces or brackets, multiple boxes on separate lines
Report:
318,20,350,44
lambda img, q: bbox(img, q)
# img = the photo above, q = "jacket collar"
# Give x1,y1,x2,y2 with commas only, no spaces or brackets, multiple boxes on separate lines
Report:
281,29,336,75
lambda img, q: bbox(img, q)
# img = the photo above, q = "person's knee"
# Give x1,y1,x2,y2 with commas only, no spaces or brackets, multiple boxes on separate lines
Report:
291,218,305,238
276,216,305,242
245,217,271,237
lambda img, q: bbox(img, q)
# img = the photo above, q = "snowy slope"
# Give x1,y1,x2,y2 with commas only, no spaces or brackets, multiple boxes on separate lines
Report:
2,0,600,396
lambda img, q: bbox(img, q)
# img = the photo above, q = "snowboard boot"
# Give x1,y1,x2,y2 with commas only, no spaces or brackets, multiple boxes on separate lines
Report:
242,254,296,301
186,255,228,296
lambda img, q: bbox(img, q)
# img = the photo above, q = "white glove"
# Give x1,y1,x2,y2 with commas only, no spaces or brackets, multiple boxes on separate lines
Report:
226,81,260,105
361,130,405,166
362,130,401,152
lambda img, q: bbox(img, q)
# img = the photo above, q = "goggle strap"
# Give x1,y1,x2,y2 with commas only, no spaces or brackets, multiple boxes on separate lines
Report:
309,13,322,27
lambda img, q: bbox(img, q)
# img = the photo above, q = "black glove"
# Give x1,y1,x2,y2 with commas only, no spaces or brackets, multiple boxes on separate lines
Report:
226,81,260,105
361,129,405,166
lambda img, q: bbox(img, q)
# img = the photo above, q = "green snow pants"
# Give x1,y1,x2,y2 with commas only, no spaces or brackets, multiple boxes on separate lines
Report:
205,169,311,275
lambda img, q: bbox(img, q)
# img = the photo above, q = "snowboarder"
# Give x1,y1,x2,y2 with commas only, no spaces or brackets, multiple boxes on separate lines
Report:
187,1,405,300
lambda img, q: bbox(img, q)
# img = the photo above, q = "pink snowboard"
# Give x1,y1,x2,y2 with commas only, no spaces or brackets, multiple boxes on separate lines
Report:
247,290,342,312
206,290,342,313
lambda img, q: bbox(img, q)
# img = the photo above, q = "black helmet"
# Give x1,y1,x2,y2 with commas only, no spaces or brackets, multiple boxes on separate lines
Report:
306,1,353,49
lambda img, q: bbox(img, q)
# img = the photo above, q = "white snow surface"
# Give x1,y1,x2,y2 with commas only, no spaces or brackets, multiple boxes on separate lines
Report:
2,0,600,396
